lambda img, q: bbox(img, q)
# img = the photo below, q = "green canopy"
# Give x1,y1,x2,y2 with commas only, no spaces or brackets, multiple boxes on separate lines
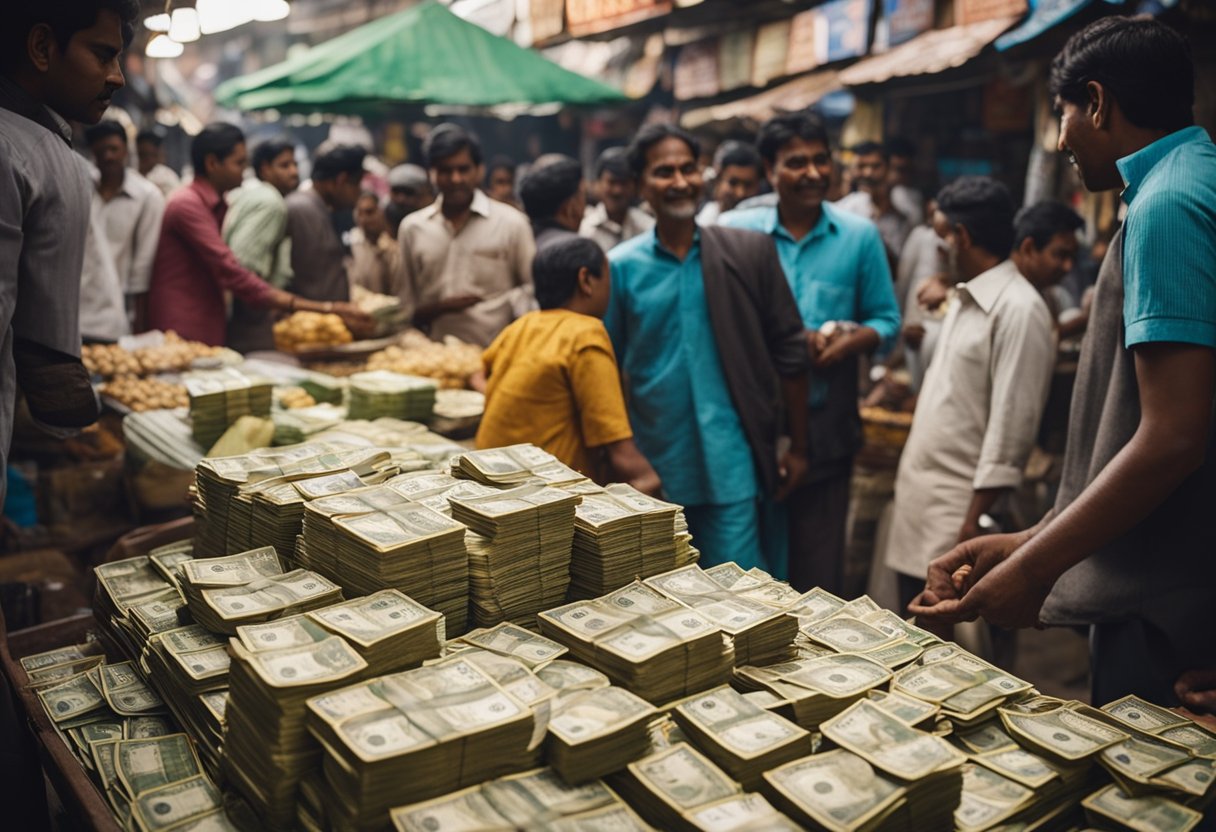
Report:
214,0,627,114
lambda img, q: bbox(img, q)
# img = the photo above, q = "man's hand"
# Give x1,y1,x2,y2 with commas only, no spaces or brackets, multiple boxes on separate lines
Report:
903,323,926,350
909,531,1028,614
333,303,376,339
916,276,949,312
806,330,826,363
775,448,808,501
910,548,1053,630
1176,669,1216,715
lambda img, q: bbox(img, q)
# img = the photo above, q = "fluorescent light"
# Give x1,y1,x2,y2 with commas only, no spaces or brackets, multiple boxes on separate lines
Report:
146,33,185,58
169,7,201,42
251,0,291,23
198,0,253,34
144,13,171,32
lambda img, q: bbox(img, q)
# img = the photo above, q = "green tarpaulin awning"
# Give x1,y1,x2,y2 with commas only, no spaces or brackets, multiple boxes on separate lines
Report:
214,0,628,114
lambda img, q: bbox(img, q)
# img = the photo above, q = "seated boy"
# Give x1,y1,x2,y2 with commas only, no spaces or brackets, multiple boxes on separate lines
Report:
474,237,661,495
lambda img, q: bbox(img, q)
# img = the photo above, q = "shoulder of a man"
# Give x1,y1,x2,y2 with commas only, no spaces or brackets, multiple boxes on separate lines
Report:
125,169,163,202
716,205,772,232
996,270,1053,329
607,229,653,269
484,196,530,234
702,222,774,257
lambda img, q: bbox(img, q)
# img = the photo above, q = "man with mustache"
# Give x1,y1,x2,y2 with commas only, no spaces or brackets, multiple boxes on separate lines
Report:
721,113,900,589
604,124,810,570
0,0,140,507
912,17,1216,706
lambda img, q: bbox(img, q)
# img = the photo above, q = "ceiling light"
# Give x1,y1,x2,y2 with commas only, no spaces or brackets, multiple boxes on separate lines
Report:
198,0,253,34
169,5,201,43
144,13,171,32
146,33,185,59
251,0,291,23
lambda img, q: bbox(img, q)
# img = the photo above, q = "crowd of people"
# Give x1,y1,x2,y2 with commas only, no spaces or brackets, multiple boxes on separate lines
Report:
2,0,1214,712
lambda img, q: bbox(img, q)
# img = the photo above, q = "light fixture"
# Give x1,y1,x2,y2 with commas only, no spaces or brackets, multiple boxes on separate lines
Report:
144,13,171,32
169,1,201,43
146,33,185,58
198,0,253,34
251,0,291,23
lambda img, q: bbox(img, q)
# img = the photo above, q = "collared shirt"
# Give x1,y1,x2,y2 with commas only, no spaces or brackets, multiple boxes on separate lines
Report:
1115,125,1216,349
398,189,535,347
605,229,758,506
579,202,653,254
835,190,913,263
86,168,165,297
79,200,129,341
224,178,292,289
285,188,349,304
348,227,405,296
148,178,277,346
0,79,92,505
144,163,181,199
720,202,900,407
885,260,1055,577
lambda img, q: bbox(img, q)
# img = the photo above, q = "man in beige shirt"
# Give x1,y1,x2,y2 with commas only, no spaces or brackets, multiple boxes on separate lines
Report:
398,124,535,347
884,178,1055,611
349,192,404,296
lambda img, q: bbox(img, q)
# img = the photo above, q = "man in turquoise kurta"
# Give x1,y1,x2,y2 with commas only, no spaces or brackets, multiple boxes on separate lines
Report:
721,113,900,590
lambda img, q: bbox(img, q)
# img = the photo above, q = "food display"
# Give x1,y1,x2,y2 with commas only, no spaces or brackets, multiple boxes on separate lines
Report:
272,312,353,353
99,376,189,412
365,331,482,389
275,386,317,410
83,331,220,379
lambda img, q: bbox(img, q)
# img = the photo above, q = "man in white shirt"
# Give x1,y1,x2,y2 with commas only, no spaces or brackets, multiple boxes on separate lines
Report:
80,119,164,339
136,127,181,197
695,140,763,226
884,177,1055,614
579,146,652,253
837,141,913,268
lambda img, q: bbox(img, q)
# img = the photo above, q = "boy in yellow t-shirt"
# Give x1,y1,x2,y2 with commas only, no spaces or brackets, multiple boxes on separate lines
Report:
474,236,661,495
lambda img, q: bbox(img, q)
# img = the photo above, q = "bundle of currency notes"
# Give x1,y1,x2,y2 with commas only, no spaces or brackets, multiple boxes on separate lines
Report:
671,685,812,790
190,569,343,635
306,589,445,674
735,652,895,729
223,635,369,830
347,370,438,422
304,656,539,829
546,685,658,784
454,622,569,670
538,582,734,705
185,367,272,448
645,564,799,666
608,742,748,831
450,483,580,628
450,443,588,488
94,554,183,660
142,625,231,774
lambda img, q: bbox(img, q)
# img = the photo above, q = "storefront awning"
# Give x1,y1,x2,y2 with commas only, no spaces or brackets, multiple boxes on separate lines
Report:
995,0,1124,51
680,69,840,129
838,16,1019,87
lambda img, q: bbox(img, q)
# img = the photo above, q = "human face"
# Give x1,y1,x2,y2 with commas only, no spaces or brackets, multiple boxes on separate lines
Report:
638,136,702,222
207,142,247,194
770,137,832,216
354,195,386,239
433,149,482,212
1023,231,1079,288
259,148,299,195
1055,93,1122,192
330,172,364,212
853,152,888,192
90,134,127,178
932,208,965,284
597,171,634,217
889,154,913,187
714,164,761,213
33,10,126,124
487,168,515,204
136,140,161,175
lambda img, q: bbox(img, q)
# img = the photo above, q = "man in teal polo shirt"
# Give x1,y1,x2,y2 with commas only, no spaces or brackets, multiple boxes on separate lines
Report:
912,16,1216,705
721,113,900,589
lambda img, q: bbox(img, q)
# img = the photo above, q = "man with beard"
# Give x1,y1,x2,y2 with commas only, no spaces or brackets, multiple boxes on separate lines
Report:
721,113,900,588
605,124,810,570
884,177,1055,618
837,141,913,268
912,17,1216,706
398,123,535,347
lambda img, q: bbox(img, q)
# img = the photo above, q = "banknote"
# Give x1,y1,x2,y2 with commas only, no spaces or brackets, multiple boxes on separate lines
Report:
821,700,964,780
764,750,903,832
1082,785,1202,832
131,775,223,831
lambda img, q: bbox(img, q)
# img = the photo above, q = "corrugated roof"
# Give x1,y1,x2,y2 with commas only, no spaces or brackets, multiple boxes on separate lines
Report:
680,69,840,129
838,16,1019,87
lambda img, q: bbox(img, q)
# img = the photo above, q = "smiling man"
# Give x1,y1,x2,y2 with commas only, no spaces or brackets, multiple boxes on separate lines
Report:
605,124,810,571
721,113,899,588
911,17,1216,706
1,0,140,507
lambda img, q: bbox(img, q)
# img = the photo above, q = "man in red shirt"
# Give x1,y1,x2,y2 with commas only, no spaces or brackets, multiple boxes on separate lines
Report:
147,123,369,346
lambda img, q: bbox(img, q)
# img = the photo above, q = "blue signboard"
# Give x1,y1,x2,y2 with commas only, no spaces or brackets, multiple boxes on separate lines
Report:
884,0,934,46
822,0,874,63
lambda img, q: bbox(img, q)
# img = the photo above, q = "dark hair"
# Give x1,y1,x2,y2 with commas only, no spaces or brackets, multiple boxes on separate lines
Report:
4,0,139,72
886,137,916,160
486,155,516,178
1049,16,1193,133
1013,201,1084,251
190,122,245,175
756,112,830,165
713,141,763,175
250,138,295,180
533,236,605,310
850,140,886,160
424,123,483,167
626,123,701,177
312,145,366,182
85,119,125,146
935,176,1015,257
519,156,583,222
136,128,165,148
594,146,631,181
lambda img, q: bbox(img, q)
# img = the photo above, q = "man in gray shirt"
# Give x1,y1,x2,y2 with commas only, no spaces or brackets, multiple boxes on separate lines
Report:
0,1,139,507
286,145,365,304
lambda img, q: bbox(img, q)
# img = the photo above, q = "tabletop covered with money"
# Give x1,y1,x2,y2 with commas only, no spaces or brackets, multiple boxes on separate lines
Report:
8,438,1214,832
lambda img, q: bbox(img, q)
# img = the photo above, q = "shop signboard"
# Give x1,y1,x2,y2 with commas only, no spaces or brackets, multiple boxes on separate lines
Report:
884,0,934,45
566,0,672,38
528,0,566,45
673,38,721,100
785,9,822,75
821,0,873,63
752,20,791,87
718,28,755,92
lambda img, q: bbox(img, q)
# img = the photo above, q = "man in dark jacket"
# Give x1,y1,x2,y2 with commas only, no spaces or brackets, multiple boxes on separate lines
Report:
605,124,810,569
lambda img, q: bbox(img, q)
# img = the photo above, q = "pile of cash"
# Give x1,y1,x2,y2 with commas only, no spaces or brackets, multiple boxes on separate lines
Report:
450,484,580,628
568,486,697,599
736,652,894,729
185,367,272,448
305,656,539,829
450,444,587,488
538,582,734,704
389,768,623,831
346,371,438,422
672,685,812,790
224,635,368,830
306,589,445,674
645,564,799,665
547,686,658,784
250,469,368,558
454,622,569,669
143,625,231,774
94,555,183,659
298,484,414,576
